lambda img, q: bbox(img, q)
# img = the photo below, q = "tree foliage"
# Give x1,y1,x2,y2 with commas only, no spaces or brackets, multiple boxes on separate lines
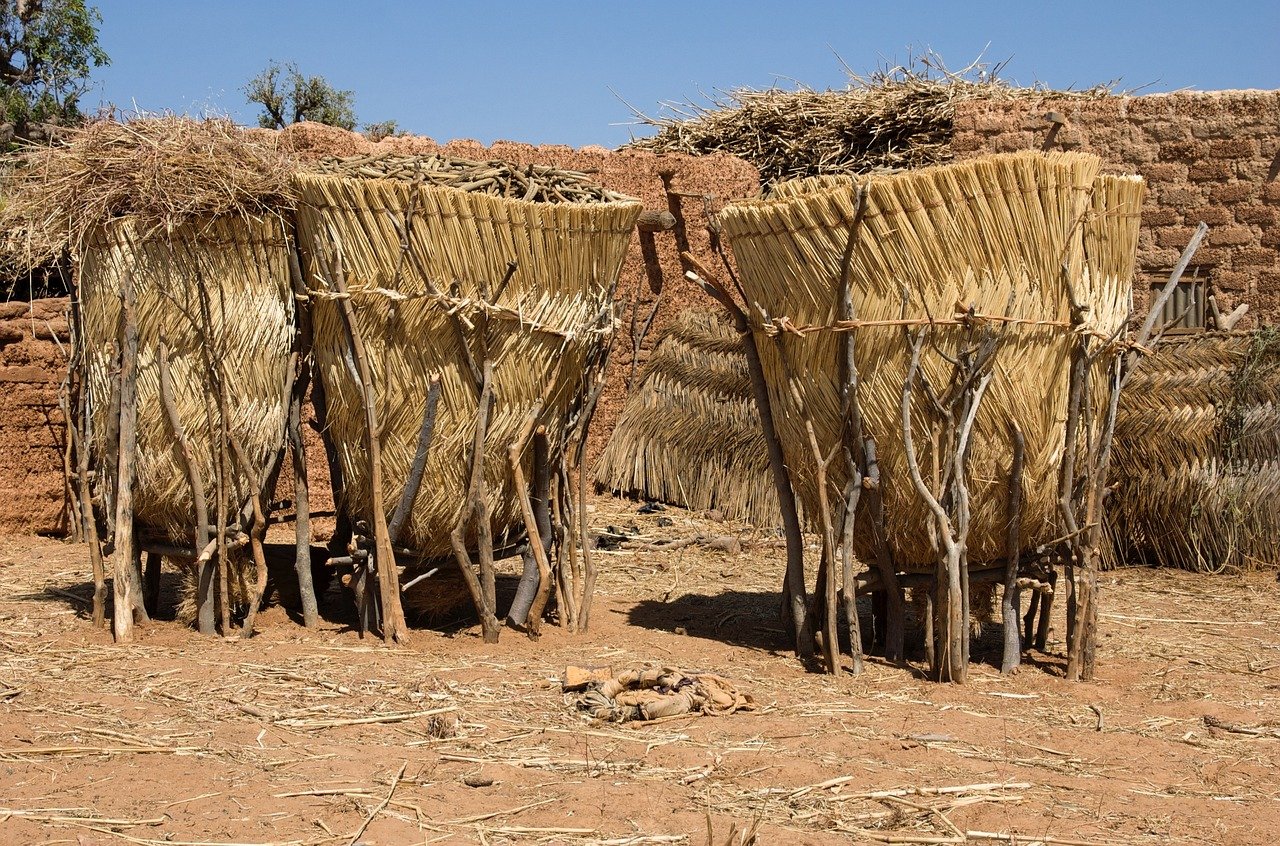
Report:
1,0,108,143
245,61,356,131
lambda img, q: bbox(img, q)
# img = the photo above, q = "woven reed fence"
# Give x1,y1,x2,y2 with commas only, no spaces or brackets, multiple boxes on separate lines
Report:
79,214,296,630
1109,329,1280,572
595,310,777,525
293,166,641,640
720,151,1139,564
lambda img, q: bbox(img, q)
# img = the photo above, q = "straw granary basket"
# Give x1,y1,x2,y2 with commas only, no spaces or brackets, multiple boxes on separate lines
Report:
718,151,1144,568
292,167,642,557
595,310,777,525
79,214,296,546
1109,329,1280,571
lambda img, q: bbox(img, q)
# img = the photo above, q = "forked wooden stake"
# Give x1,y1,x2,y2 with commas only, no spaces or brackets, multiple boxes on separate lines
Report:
111,269,148,642
450,361,501,642
1002,422,1026,674
157,337,213,632
329,251,411,645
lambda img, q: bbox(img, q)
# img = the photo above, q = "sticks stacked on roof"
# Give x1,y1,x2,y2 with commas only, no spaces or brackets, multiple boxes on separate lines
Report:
629,60,1113,185
308,153,630,203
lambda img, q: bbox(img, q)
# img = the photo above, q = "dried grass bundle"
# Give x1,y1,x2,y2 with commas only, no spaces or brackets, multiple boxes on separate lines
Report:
595,311,778,525
630,58,1113,185
0,116,295,271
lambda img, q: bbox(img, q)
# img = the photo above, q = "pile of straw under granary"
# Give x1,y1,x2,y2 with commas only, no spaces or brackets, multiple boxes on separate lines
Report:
1108,328,1280,573
707,150,1145,682
0,117,644,646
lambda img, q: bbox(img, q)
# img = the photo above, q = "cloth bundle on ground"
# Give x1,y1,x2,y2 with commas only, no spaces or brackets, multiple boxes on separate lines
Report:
575,667,756,722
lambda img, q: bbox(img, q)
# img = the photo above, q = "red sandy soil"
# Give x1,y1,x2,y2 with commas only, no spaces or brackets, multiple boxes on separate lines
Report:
1,496,1278,845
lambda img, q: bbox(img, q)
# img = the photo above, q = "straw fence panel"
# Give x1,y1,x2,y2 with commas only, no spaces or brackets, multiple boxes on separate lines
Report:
79,215,295,544
595,310,778,525
1109,329,1280,570
719,151,1142,568
293,174,640,557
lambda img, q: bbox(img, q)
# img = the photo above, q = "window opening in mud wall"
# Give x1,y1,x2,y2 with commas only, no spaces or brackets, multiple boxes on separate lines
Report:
1154,265,1208,333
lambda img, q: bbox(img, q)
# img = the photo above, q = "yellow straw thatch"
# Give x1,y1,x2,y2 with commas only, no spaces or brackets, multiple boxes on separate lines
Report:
292,171,641,556
79,214,295,545
1109,329,1280,571
595,311,778,525
718,151,1143,568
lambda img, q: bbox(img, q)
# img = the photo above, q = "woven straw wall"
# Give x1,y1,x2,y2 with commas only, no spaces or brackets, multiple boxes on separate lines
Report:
719,151,1143,568
1110,329,1280,571
595,311,777,525
79,215,295,544
293,174,640,557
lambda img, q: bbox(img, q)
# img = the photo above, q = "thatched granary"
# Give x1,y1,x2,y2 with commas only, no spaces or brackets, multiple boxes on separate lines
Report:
718,151,1142,566
1109,329,1280,572
0,118,303,639
292,155,641,558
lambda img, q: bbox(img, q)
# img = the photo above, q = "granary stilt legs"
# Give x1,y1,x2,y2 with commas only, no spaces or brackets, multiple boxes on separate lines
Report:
1002,424,1026,674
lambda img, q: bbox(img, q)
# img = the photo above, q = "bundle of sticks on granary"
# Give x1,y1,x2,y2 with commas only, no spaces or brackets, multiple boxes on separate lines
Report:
688,149,1187,683
0,116,641,643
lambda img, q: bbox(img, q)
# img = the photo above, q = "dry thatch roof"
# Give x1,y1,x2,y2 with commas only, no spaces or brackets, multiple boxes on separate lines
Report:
1109,329,1280,572
0,117,295,272
629,60,1113,185
718,151,1143,568
594,311,778,525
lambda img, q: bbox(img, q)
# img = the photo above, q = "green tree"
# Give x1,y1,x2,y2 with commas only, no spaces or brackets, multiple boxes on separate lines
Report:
1,0,109,144
245,61,356,131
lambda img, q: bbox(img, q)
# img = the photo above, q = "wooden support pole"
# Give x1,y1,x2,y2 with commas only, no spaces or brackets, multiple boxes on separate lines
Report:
157,338,213,634
450,361,501,642
387,375,442,546
111,270,148,642
74,340,106,627
507,413,551,633
683,256,812,659
330,252,410,645
1001,422,1026,674
526,428,555,631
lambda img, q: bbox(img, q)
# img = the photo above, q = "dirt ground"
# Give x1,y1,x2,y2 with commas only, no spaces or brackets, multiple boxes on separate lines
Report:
1,495,1278,846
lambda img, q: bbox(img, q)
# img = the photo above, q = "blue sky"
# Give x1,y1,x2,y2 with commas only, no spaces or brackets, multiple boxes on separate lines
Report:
87,1,1280,148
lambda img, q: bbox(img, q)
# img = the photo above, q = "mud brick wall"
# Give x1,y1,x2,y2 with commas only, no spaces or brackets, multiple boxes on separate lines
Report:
0,298,71,536
952,90,1280,325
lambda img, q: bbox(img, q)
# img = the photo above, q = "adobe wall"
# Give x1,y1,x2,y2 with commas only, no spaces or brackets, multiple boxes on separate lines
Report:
0,298,71,536
0,130,760,537
952,90,1280,323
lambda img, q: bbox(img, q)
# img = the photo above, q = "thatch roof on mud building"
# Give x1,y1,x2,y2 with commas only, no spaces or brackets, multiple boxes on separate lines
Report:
627,59,1113,185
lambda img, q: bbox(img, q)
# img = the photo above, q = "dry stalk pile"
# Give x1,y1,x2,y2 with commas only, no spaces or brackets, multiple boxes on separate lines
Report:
629,62,1112,185
1110,329,1280,572
308,152,631,203
0,117,294,272
714,151,1144,681
595,311,778,525
293,154,641,643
